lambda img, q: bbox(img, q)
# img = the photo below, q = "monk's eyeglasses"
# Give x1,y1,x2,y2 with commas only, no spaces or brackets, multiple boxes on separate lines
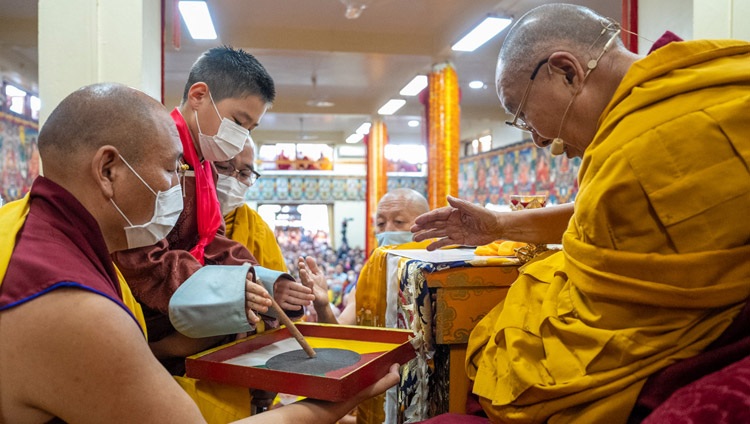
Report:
504,21,622,134
215,162,261,186
504,58,549,133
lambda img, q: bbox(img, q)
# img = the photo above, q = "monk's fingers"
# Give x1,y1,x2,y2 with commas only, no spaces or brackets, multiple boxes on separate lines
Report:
305,256,321,274
245,307,261,324
246,293,269,315
412,227,450,242
299,268,312,286
413,206,454,225
425,237,457,251
278,299,304,311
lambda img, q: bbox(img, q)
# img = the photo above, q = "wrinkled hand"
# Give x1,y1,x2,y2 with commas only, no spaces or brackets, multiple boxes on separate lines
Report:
411,195,501,251
298,256,330,308
246,273,272,324
273,276,314,311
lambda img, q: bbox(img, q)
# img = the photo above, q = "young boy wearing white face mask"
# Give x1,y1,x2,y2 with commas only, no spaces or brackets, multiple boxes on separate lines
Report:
111,47,315,415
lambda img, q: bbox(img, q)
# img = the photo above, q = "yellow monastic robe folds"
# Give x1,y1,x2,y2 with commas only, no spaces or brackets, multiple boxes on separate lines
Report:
468,39,750,423
224,204,288,272
356,240,434,328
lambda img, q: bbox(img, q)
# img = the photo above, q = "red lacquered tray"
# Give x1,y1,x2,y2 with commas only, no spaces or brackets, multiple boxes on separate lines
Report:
185,322,416,401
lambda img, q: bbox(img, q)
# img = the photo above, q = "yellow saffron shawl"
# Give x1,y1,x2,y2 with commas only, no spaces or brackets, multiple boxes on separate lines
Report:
224,204,288,272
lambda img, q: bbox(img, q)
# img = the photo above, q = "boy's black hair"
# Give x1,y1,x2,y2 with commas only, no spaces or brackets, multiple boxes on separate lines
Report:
181,45,275,104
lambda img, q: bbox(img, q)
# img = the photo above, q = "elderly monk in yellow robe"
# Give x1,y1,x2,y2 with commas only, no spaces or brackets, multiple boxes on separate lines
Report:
412,4,750,423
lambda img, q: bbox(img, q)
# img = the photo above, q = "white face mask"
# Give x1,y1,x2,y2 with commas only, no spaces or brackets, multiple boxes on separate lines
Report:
111,156,184,249
194,91,249,162
375,231,414,247
216,173,250,216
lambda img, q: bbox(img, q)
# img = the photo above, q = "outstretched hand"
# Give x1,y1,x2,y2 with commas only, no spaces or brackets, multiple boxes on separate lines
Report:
274,276,315,311
411,196,501,251
298,256,330,309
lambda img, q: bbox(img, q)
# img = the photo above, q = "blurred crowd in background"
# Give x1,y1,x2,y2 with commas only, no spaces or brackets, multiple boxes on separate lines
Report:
275,228,365,322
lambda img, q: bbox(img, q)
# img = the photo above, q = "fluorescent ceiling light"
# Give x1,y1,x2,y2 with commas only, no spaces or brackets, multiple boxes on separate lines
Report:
469,80,485,89
400,75,428,96
178,1,217,40
452,16,512,52
355,122,371,135
378,99,406,115
407,120,420,127
346,133,364,143
479,134,492,144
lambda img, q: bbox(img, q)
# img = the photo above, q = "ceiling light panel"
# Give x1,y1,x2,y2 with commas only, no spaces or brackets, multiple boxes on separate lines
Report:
377,99,406,115
452,16,512,52
178,1,217,40
400,75,428,96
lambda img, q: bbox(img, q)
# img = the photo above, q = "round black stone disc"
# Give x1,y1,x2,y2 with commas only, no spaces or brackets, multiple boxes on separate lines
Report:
265,348,361,375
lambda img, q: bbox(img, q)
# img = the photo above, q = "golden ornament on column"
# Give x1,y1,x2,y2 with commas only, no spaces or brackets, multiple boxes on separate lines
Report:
427,62,460,209
365,119,388,255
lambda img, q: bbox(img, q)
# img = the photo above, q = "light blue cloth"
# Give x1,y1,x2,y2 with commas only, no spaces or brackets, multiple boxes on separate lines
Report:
168,264,289,338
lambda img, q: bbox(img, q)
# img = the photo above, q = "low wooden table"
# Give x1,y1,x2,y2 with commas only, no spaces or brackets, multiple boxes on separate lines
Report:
384,249,520,421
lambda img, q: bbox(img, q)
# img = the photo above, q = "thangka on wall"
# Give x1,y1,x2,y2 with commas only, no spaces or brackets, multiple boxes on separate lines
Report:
459,140,580,206
1,112,40,203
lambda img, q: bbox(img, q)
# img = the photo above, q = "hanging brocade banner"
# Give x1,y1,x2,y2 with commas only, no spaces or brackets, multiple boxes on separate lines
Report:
365,119,388,256
427,62,460,209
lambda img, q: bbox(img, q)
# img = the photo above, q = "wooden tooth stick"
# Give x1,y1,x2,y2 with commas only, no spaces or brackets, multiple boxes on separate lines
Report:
270,297,317,358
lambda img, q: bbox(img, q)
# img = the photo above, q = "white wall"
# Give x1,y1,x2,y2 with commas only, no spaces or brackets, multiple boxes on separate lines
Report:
639,0,749,56
638,0,693,54
38,0,161,124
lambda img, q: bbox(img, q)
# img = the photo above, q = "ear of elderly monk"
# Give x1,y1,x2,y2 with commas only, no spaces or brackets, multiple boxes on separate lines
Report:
413,3,750,423
0,82,399,424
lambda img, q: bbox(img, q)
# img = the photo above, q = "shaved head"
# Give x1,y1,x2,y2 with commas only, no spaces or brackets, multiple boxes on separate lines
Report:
378,188,429,215
375,188,429,233
496,3,622,109
38,83,172,174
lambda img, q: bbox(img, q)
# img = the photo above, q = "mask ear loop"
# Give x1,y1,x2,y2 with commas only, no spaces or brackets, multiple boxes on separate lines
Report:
110,198,135,226
208,90,224,121
118,155,157,196
551,23,622,156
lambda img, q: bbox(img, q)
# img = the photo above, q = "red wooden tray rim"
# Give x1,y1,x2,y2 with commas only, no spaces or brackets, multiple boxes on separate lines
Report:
185,323,416,402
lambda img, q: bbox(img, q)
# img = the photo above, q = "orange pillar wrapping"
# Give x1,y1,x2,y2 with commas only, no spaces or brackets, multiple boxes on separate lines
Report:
365,119,388,256
427,62,460,209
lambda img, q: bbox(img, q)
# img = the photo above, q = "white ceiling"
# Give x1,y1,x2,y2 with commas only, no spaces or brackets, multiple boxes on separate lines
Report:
0,0,621,145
